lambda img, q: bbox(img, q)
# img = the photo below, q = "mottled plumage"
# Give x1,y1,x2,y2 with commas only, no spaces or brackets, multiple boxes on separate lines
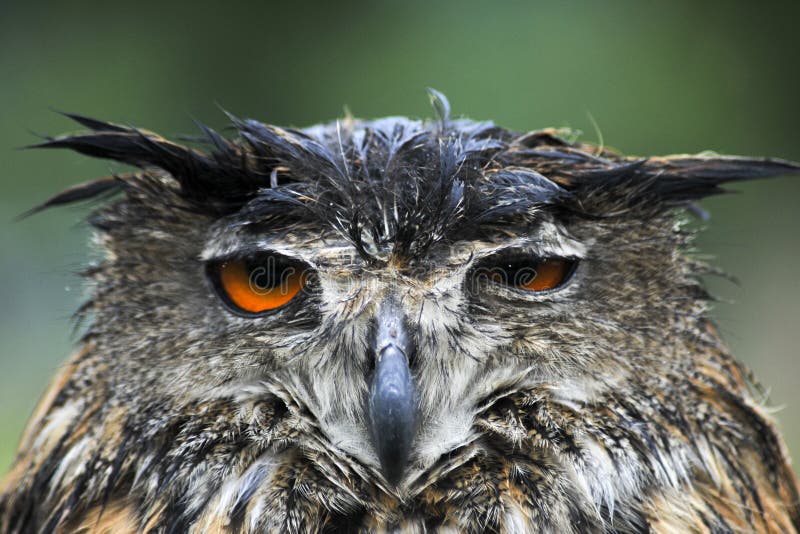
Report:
2,92,799,533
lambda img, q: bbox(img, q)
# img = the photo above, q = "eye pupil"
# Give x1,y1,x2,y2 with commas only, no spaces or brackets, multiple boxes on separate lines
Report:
249,265,279,291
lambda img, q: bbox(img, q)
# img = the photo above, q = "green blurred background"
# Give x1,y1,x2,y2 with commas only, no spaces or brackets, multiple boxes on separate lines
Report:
1,1,798,473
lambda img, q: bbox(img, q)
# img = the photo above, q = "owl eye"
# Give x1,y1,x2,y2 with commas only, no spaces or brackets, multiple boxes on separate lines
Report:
475,255,577,293
207,254,308,316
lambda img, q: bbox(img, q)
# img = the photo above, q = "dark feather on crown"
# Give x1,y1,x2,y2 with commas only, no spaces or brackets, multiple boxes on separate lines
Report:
27,90,799,262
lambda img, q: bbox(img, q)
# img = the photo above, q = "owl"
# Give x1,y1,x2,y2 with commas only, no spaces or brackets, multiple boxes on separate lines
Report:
1,91,799,534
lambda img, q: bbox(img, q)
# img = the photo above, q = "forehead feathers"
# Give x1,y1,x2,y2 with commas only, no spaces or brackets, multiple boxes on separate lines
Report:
32,91,799,262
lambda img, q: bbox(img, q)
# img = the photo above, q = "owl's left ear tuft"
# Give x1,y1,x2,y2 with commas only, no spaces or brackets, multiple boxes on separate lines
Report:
637,154,800,202
565,153,800,213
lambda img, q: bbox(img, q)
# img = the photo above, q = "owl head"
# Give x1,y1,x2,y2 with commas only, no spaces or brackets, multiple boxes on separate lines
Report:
15,92,799,530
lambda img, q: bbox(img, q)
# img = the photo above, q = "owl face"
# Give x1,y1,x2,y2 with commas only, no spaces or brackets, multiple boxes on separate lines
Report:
196,214,589,483
6,96,800,532
80,165,703,491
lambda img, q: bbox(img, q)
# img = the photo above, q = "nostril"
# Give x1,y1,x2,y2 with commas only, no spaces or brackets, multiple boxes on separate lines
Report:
368,299,417,372
405,342,418,370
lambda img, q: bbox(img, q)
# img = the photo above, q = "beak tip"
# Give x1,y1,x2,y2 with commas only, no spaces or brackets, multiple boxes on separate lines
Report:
371,421,415,486
381,455,409,486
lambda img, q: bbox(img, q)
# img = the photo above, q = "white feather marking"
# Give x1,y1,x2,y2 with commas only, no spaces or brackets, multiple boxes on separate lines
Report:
48,436,89,498
503,504,533,534
212,453,281,525
32,401,81,452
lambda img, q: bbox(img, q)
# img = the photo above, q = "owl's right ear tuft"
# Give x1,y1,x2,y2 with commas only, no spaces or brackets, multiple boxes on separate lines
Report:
24,113,274,215
18,175,123,219
26,111,356,217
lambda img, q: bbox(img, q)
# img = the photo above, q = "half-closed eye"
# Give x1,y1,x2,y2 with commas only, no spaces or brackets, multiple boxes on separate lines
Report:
207,253,309,316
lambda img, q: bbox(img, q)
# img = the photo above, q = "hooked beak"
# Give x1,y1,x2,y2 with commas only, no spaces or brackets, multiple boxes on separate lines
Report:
368,300,418,485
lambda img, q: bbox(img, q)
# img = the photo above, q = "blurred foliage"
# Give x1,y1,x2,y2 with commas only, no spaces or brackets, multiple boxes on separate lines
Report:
1,0,798,472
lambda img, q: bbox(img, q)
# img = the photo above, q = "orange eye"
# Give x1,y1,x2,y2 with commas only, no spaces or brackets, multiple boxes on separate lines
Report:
516,258,574,291
209,255,307,315
483,256,577,292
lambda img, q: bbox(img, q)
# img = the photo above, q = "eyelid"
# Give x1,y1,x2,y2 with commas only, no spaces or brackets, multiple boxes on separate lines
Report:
471,239,584,261
472,246,580,266
203,245,313,266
